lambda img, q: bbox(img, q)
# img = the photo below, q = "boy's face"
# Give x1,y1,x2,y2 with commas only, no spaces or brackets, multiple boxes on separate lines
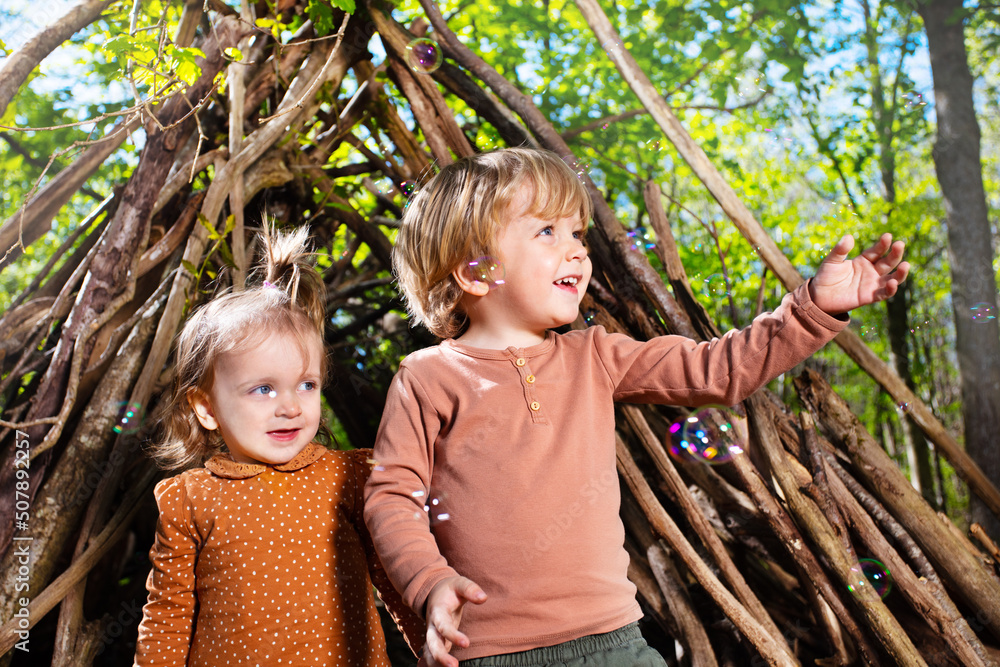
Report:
488,200,592,334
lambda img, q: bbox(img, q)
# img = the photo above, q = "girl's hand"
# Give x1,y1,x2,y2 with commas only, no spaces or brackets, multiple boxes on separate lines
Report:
422,576,488,667
809,233,910,315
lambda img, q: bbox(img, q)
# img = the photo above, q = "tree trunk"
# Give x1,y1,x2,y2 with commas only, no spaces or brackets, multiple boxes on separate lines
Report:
917,0,1000,540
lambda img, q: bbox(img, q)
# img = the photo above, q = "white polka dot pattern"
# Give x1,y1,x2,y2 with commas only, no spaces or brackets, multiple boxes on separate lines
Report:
134,445,425,666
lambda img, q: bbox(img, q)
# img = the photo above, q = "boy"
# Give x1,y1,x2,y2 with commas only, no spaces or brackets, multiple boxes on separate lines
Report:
364,148,908,667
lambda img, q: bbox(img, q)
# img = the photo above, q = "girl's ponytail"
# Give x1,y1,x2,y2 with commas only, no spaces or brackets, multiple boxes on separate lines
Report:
258,224,326,335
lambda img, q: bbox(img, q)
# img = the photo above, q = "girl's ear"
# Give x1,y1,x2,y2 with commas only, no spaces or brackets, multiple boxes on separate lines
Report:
187,389,219,431
452,260,491,297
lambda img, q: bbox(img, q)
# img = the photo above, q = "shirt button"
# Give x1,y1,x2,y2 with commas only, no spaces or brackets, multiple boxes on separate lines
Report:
516,358,526,367
530,401,540,411
525,374,535,383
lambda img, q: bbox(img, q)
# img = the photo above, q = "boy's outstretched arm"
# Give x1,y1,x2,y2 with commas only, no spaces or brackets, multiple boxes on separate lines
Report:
809,233,910,315
423,576,488,667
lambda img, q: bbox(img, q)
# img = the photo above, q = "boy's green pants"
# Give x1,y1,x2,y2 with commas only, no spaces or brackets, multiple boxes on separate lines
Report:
459,622,668,667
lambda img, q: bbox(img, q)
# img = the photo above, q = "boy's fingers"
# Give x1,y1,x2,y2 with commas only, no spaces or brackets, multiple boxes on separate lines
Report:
459,579,488,603
860,232,893,262
425,628,457,667
872,240,906,274
825,234,854,263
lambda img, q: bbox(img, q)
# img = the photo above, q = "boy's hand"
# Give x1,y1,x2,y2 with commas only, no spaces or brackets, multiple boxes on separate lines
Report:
809,233,910,315
423,576,488,667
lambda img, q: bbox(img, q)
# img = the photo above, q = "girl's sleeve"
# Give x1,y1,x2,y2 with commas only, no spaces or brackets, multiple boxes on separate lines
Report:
133,476,201,667
348,448,427,658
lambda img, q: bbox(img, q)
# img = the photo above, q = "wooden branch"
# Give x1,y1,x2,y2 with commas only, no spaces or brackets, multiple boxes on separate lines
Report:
747,394,928,665
726,404,884,666
0,132,103,201
0,462,158,655
0,292,164,621
813,413,995,667
0,115,141,272
227,0,253,289
0,0,116,118
615,435,800,666
620,404,791,650
648,544,720,667
369,5,474,160
571,0,1000,522
794,368,1000,638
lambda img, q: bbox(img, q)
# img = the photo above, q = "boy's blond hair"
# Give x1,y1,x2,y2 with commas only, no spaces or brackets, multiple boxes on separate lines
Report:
394,148,593,339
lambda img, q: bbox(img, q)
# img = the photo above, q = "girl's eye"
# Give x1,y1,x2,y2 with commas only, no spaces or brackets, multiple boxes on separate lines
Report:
251,385,273,396
299,381,318,391
538,226,553,236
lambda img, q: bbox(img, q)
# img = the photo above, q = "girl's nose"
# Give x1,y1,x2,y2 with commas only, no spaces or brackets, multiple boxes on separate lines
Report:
275,392,302,418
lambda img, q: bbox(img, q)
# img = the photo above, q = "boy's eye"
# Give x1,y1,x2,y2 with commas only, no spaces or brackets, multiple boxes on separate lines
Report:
538,226,553,236
251,385,274,396
299,381,318,391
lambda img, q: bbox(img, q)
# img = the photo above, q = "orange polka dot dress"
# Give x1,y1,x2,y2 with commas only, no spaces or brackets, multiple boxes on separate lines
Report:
134,444,424,666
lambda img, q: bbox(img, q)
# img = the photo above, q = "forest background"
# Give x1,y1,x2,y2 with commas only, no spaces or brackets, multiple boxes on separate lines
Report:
0,0,998,664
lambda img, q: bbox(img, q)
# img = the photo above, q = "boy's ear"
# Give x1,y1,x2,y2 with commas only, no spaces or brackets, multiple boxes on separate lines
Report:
187,388,219,431
452,261,491,297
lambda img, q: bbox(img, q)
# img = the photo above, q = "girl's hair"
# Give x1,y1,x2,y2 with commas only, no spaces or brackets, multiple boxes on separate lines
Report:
153,225,327,469
393,148,592,339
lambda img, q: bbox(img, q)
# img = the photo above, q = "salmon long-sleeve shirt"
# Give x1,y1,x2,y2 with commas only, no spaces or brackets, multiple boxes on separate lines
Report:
364,281,848,660
135,444,424,666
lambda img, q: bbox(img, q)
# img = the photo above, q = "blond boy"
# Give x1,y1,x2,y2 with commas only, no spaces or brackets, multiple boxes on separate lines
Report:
365,148,908,667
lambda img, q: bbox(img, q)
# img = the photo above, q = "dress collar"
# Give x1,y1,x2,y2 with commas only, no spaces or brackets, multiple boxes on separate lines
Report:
204,442,327,479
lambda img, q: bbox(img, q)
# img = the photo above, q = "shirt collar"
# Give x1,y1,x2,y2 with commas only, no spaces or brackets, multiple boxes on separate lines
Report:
204,442,327,479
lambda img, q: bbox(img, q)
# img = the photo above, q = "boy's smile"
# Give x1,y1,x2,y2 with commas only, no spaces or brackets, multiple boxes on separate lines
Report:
457,199,591,349
189,330,323,465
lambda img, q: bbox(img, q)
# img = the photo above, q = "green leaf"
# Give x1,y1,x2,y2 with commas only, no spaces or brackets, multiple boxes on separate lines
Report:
329,0,355,13
218,240,236,268
224,47,243,61
307,0,335,36
181,260,199,276
199,214,221,240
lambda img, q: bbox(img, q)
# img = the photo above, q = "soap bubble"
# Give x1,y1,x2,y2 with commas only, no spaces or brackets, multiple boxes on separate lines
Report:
113,402,145,435
405,38,442,74
601,38,625,58
467,256,506,288
667,405,745,465
901,90,926,109
848,558,892,599
400,181,417,197
374,178,393,195
737,70,765,98
428,491,452,525
860,324,878,339
896,401,910,413
971,303,996,323
627,226,655,252
703,273,729,297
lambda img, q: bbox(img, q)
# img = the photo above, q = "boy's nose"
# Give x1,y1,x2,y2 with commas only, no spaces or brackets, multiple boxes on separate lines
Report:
567,240,588,261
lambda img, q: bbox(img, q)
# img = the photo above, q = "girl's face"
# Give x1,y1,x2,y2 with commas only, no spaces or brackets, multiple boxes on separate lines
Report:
189,329,323,465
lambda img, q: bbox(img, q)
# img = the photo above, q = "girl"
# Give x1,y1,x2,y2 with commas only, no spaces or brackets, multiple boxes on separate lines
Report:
135,226,424,666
